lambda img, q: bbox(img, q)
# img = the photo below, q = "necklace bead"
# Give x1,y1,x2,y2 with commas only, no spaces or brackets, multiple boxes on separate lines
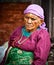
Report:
18,34,29,44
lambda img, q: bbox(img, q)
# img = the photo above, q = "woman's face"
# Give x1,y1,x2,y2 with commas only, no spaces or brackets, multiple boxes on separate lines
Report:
24,13,43,32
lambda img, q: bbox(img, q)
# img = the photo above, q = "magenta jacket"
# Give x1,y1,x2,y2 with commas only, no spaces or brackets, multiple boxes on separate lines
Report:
0,26,51,65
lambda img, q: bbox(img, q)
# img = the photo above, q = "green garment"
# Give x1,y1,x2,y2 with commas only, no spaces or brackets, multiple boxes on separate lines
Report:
5,48,34,65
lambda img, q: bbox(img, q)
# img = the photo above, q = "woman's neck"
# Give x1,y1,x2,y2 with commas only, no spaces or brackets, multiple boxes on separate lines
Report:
26,28,37,33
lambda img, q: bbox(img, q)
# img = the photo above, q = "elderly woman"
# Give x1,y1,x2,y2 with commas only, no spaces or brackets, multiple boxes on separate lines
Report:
1,4,51,65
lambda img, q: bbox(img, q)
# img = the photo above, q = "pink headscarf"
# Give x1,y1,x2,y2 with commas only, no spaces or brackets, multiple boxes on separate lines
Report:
24,4,47,30
24,4,44,19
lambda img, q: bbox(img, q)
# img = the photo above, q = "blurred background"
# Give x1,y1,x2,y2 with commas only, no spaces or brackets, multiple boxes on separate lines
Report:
0,0,54,65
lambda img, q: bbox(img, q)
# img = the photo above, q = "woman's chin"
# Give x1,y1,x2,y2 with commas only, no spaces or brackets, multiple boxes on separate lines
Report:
26,28,35,32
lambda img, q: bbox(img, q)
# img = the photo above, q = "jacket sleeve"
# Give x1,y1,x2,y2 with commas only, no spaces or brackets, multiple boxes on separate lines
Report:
32,30,51,65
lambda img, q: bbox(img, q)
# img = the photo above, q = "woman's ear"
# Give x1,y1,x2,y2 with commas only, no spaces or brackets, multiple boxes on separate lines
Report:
41,19,44,23
38,19,44,26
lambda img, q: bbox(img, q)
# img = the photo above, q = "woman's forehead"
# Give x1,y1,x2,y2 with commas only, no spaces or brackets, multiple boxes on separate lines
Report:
24,13,41,19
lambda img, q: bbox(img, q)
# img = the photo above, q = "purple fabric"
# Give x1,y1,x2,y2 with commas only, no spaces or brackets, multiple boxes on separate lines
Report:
24,4,44,19
1,26,51,65
40,22,48,30
9,27,51,65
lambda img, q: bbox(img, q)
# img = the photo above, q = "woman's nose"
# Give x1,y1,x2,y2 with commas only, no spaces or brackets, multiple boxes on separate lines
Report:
28,19,32,23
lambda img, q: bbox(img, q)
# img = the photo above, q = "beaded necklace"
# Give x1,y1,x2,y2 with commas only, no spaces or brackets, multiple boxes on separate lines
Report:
17,27,40,44
18,27,31,44
18,34,29,44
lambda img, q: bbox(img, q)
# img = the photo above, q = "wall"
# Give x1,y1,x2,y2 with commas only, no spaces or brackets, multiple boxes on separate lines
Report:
0,3,30,45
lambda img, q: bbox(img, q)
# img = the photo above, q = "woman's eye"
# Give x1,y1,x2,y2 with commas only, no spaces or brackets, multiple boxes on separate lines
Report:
31,18,36,21
25,16,29,19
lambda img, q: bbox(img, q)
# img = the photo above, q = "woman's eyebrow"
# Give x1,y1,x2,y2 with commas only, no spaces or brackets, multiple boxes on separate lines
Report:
25,16,37,19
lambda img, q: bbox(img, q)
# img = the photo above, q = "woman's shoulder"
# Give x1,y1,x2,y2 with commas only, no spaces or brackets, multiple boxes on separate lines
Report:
9,26,23,40
31,28,50,38
39,29,49,35
11,26,23,36
38,29,50,38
